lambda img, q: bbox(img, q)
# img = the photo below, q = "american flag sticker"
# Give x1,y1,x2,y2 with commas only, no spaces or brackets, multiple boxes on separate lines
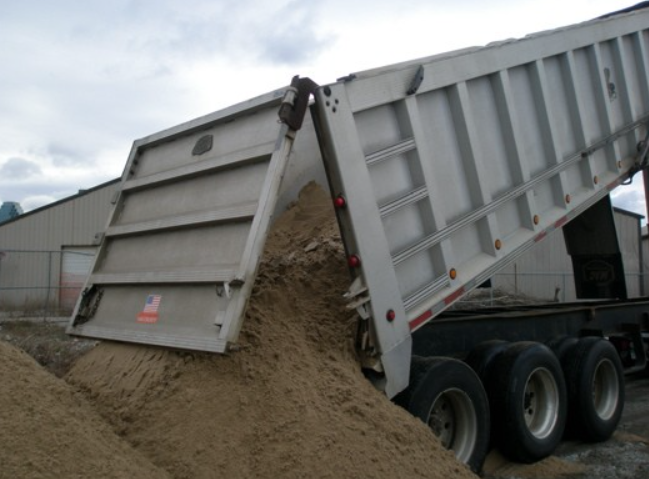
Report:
137,294,162,323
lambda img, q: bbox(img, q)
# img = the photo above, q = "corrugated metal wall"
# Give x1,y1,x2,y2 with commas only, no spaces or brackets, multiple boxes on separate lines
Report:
615,209,644,297
642,229,649,293
493,209,643,301
0,180,119,313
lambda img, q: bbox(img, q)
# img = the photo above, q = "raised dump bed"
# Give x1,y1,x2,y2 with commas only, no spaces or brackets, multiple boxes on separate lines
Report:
70,7,649,392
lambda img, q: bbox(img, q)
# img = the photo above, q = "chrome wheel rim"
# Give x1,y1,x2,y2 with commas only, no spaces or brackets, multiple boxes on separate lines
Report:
428,388,478,464
522,367,559,439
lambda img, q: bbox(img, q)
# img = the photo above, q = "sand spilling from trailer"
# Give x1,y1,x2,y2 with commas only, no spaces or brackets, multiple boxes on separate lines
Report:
66,182,477,479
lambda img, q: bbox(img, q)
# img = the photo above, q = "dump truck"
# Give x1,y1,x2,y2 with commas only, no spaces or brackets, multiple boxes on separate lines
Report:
68,4,649,473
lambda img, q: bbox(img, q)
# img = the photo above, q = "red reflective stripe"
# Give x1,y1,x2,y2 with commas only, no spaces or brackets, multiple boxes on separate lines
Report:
444,287,465,306
555,216,568,228
534,231,547,243
409,310,432,330
607,179,621,191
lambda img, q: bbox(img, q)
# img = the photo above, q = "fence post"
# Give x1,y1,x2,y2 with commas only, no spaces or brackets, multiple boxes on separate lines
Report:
44,251,52,321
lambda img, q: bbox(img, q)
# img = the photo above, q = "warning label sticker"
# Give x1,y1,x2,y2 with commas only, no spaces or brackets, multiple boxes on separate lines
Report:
137,294,162,323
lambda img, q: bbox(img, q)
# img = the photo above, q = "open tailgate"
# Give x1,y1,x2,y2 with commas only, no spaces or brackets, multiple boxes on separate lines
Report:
67,83,311,352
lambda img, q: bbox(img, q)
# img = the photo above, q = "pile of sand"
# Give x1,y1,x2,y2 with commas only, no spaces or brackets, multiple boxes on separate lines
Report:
483,450,588,478
64,182,477,478
0,340,169,478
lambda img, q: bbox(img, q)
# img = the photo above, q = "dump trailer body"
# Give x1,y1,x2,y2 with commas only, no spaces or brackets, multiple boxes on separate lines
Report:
311,8,649,396
68,8,649,399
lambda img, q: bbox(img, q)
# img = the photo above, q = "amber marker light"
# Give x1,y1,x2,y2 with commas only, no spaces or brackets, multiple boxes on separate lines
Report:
449,268,457,280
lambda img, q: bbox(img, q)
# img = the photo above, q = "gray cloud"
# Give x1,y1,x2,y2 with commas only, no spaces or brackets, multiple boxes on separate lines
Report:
249,1,329,66
0,158,43,180
117,0,329,68
47,142,95,168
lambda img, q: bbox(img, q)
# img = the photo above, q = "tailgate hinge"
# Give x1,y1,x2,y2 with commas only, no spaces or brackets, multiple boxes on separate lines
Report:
72,285,104,326
278,76,319,131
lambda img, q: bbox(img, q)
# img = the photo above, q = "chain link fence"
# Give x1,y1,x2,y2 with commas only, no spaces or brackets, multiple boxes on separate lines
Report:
0,249,95,319
1,249,647,318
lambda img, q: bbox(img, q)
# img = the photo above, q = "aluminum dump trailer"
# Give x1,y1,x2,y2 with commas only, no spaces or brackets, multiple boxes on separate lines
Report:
312,9,649,394
69,5,649,473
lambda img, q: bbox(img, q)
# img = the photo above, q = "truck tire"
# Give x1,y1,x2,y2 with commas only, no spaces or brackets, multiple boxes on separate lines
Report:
561,337,624,442
465,340,509,380
398,356,490,473
486,341,567,463
545,336,579,362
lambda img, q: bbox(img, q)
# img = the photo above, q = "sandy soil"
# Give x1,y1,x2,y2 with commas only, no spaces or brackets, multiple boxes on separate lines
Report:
0,340,170,479
1,182,477,479
3,182,649,478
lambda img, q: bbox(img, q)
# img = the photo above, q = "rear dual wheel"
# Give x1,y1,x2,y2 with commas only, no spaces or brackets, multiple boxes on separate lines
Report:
484,342,567,463
398,356,490,473
561,337,625,442
401,337,624,469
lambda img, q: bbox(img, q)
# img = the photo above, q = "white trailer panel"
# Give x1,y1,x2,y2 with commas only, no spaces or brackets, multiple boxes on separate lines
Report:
312,9,649,396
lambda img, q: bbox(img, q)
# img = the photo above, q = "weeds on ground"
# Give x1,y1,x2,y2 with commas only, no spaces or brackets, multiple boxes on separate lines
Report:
0,320,96,377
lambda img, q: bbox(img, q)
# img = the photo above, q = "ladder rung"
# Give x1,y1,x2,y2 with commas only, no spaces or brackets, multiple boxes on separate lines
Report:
366,138,416,166
392,231,441,266
106,203,257,237
379,186,428,217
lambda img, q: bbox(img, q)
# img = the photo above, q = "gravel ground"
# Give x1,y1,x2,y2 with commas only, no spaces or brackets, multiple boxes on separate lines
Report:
0,318,96,377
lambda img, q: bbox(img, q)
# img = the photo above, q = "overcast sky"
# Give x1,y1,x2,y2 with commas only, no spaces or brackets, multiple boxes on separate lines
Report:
0,0,645,219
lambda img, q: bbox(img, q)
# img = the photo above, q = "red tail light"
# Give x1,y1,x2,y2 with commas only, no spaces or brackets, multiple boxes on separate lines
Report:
348,255,361,268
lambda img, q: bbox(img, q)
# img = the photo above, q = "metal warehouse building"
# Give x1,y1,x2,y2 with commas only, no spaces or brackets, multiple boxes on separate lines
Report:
0,179,119,315
493,208,645,302
0,177,645,316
